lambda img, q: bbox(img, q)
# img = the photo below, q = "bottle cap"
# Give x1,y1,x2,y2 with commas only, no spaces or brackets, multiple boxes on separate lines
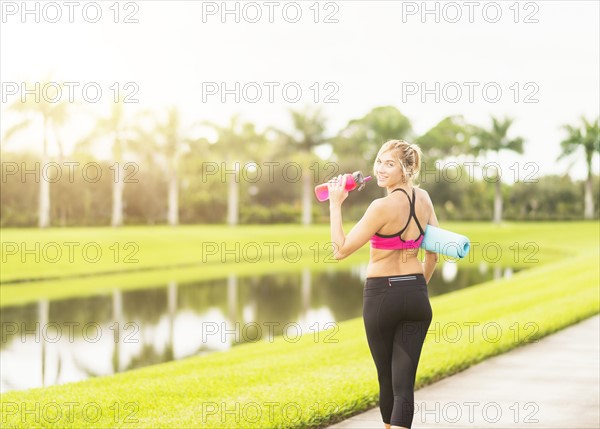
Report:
353,171,372,191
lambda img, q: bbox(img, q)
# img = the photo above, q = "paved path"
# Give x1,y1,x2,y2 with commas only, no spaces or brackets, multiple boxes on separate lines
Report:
326,314,600,429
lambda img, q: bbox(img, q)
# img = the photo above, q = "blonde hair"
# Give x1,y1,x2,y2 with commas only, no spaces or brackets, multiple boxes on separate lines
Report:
374,139,422,186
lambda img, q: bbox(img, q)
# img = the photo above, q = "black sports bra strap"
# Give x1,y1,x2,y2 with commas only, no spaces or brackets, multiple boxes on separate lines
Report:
392,188,410,199
391,188,413,207
410,188,425,235
392,188,425,236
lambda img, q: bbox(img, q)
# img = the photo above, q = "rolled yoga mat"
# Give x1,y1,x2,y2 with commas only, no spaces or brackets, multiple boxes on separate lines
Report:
420,225,470,259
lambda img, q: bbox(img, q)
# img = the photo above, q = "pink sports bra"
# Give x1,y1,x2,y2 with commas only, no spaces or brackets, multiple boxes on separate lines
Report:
370,187,425,250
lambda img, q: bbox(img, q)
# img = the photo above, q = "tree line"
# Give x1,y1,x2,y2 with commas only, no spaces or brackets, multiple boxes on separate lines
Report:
2,87,598,227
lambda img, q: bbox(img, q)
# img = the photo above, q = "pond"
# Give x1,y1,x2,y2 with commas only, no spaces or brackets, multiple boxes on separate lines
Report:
0,262,520,393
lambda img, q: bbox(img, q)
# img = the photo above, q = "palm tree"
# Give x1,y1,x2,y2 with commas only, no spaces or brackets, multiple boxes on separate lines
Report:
3,82,69,228
203,115,265,226
76,101,136,226
271,107,329,225
472,117,525,224
558,116,599,219
136,107,192,226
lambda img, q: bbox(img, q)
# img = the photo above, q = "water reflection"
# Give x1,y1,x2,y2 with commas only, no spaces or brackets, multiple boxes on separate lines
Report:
0,262,521,392
442,260,458,282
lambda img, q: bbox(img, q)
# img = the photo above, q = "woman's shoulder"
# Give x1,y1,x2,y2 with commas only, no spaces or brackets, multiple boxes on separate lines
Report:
369,196,388,209
414,186,428,195
413,186,427,197
415,187,434,206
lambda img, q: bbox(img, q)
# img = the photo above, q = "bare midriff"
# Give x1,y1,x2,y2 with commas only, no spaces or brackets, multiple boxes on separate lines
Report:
366,247,423,277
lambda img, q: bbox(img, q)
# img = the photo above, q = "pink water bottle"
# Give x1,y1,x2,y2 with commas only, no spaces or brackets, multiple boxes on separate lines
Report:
314,171,372,202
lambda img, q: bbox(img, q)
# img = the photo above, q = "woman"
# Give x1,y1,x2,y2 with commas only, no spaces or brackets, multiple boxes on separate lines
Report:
327,139,439,429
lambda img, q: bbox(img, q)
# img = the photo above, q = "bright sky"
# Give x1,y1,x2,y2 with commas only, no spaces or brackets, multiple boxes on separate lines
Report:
1,0,599,183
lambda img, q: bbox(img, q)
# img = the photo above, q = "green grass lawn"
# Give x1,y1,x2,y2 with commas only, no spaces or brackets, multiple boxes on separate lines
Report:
0,221,598,428
0,222,584,285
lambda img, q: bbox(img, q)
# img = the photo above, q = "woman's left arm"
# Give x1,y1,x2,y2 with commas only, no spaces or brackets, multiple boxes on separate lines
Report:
328,175,385,260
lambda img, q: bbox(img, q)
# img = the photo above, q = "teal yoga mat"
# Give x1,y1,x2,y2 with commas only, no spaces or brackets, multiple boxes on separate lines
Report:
420,225,470,259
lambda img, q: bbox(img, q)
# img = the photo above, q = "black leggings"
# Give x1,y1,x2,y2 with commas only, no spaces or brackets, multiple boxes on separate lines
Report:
362,273,433,428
